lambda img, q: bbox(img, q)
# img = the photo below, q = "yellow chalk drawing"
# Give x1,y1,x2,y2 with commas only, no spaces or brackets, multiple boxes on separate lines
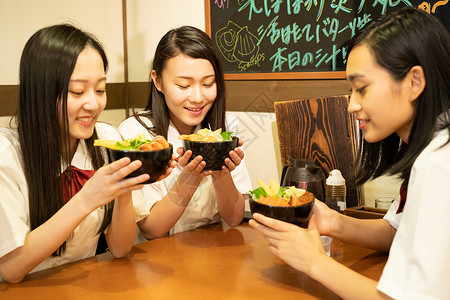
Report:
215,21,261,65
418,0,448,13
418,1,431,12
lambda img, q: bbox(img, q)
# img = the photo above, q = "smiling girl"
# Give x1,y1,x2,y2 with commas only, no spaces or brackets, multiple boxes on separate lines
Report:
0,24,153,283
250,8,450,299
119,26,252,239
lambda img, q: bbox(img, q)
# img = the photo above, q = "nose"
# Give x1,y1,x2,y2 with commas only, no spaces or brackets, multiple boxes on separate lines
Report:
190,84,203,103
347,94,361,114
83,90,101,111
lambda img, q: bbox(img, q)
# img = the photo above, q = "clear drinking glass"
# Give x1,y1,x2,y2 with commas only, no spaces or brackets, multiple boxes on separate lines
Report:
375,197,394,210
320,236,332,256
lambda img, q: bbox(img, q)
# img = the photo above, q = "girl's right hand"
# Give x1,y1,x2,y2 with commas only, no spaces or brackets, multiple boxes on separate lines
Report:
77,157,149,210
249,213,326,275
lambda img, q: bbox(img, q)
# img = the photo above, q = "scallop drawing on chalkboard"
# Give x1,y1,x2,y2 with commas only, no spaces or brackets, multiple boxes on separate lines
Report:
215,20,260,65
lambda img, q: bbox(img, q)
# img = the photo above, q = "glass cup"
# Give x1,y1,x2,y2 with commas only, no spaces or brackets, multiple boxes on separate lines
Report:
375,197,394,210
320,235,332,256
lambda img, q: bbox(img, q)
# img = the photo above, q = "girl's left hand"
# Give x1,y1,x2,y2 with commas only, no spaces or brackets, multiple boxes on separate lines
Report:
249,213,326,275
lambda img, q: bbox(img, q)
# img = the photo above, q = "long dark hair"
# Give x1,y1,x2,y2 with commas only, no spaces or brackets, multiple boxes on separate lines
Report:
348,8,450,185
17,24,111,255
134,25,226,138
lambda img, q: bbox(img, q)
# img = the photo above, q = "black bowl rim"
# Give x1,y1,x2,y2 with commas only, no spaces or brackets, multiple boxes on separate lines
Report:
182,136,239,145
247,193,315,208
106,143,173,153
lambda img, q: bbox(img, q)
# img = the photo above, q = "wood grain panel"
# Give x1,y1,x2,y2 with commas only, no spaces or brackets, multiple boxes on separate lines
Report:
274,95,360,207
104,82,125,109
1,80,351,116
127,81,150,109
226,79,350,112
126,80,351,112
0,83,126,116
0,85,19,116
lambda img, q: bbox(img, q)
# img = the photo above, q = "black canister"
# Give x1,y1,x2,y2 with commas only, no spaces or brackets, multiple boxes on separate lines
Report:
280,158,325,201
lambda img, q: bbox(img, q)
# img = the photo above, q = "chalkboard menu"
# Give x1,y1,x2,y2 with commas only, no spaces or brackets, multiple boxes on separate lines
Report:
206,0,449,79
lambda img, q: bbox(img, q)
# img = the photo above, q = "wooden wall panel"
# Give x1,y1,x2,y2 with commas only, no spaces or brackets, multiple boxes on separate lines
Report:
225,79,350,112
128,81,150,109
0,83,125,116
1,79,350,116
105,83,126,109
0,85,19,116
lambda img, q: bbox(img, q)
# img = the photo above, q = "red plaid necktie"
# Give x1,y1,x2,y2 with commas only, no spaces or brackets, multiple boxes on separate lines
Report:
60,166,108,254
396,180,408,214
61,167,95,203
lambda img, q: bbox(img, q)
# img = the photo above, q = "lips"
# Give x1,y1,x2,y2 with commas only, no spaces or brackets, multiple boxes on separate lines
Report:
185,107,203,112
358,119,369,130
185,106,204,116
76,116,95,125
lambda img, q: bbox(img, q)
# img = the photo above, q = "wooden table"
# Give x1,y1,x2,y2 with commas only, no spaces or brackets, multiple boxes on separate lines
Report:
0,222,388,299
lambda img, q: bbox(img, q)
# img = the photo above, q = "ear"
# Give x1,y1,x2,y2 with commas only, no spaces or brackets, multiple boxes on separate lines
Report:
151,70,163,93
407,65,426,102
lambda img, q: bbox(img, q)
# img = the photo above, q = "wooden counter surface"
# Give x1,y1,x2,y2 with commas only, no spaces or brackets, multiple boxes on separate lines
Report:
0,222,388,299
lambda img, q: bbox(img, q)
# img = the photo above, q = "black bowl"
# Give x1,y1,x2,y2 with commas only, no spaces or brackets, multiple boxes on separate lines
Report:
106,144,173,184
249,195,314,228
182,136,239,171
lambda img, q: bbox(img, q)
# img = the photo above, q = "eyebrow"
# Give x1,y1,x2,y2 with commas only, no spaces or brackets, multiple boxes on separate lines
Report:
69,77,107,83
175,74,215,80
346,73,365,82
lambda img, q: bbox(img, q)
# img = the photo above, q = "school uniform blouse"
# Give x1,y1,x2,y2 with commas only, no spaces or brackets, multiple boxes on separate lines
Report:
118,113,252,236
0,122,149,276
378,128,450,299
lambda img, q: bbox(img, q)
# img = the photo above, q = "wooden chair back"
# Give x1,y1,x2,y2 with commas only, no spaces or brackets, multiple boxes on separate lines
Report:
274,95,360,208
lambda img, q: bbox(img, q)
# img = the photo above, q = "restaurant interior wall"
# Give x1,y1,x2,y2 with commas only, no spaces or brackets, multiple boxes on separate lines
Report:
0,0,401,204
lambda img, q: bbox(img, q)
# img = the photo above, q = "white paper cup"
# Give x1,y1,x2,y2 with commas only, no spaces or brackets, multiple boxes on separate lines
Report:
320,235,332,256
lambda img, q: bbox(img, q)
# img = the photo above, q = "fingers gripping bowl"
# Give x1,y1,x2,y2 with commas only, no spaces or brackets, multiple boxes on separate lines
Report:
180,128,239,171
94,135,173,184
106,146,173,184
249,179,315,228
